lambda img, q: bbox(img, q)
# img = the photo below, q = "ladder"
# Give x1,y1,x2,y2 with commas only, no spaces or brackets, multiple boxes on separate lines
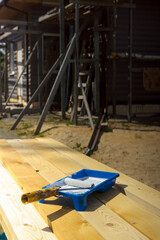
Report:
77,63,93,115
70,36,95,130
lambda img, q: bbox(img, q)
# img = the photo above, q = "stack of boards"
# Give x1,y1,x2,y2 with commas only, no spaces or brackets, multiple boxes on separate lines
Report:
0,138,160,240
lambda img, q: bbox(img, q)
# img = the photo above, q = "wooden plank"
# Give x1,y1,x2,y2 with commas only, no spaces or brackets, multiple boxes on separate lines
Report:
36,138,160,217
0,140,103,240
95,189,160,240
13,139,158,240
0,161,57,240
22,139,160,240
7,139,66,183
8,139,80,179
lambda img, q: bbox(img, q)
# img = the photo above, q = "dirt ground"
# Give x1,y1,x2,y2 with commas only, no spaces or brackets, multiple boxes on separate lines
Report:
0,113,160,192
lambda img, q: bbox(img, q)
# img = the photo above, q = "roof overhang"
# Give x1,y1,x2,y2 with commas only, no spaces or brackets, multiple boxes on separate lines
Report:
0,0,59,20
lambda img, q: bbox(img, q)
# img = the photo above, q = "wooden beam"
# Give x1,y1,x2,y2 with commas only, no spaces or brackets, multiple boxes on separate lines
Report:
0,28,60,36
70,0,136,8
0,26,18,41
0,161,57,240
0,19,55,27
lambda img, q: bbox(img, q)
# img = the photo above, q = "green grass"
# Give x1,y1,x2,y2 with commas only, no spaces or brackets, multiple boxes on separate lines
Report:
16,131,27,136
135,134,142,139
21,121,33,129
121,122,130,128
37,133,44,138
65,120,73,126
73,142,87,152
46,115,57,123
103,126,112,132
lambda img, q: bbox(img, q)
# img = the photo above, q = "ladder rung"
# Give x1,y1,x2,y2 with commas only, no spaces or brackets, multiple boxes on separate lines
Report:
77,107,81,111
79,71,89,76
101,122,108,126
78,83,87,87
78,95,83,100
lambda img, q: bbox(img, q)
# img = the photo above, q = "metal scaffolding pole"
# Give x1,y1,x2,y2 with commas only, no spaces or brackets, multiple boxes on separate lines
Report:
112,3,117,117
34,34,76,135
4,41,8,102
11,41,70,131
74,1,79,125
94,13,100,115
0,49,2,114
3,37,41,113
37,36,42,110
128,0,133,122
59,0,66,119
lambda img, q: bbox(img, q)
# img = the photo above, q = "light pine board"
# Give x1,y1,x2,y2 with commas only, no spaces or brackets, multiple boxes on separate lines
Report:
0,140,103,240
36,137,160,217
7,139,156,240
21,138,160,240
0,161,57,240
4,139,148,240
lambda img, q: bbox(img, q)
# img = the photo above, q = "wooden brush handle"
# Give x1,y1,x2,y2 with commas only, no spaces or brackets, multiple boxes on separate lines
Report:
21,187,59,204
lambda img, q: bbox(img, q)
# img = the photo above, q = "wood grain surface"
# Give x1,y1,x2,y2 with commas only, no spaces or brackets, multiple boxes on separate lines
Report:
0,138,160,240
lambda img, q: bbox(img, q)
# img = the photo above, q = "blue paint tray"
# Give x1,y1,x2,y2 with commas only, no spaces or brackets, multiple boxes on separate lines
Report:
41,169,119,211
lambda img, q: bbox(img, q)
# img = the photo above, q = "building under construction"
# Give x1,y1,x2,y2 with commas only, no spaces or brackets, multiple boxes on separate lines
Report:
0,0,160,134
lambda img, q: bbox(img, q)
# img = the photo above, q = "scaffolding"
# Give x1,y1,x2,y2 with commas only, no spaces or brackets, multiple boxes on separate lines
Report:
0,0,159,135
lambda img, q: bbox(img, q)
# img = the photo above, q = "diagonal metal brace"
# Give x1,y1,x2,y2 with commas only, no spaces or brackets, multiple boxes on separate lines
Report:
34,34,76,135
